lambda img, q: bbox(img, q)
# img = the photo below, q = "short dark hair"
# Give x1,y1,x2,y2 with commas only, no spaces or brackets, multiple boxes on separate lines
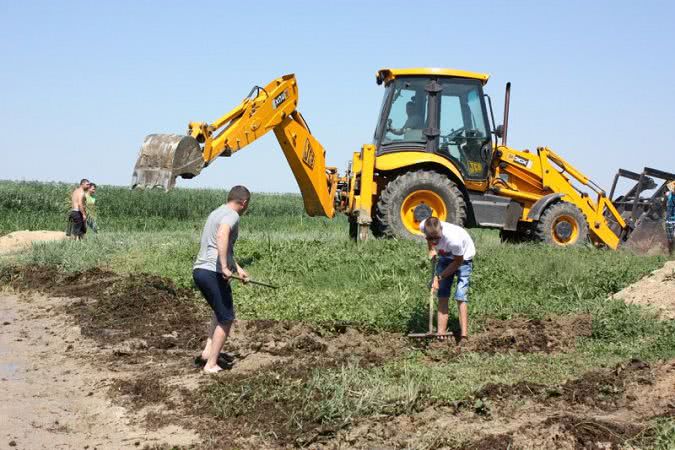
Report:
89,183,97,188
80,178,90,186
227,185,251,203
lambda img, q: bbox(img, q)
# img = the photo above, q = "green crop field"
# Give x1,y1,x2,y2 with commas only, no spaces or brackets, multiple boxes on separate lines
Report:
2,179,674,447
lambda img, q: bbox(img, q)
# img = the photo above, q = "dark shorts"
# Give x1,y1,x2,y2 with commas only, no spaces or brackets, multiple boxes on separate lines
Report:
67,210,86,237
193,268,235,324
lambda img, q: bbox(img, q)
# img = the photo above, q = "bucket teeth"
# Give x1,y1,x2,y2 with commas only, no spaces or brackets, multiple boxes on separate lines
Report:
131,134,204,190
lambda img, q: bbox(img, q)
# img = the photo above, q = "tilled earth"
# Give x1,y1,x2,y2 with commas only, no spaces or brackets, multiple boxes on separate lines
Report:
1,265,674,449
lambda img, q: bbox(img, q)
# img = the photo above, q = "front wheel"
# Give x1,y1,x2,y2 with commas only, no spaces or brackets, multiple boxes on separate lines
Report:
373,170,466,240
535,202,589,246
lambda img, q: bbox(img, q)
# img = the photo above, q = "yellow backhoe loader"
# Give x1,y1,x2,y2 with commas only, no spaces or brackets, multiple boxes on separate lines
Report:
131,69,673,252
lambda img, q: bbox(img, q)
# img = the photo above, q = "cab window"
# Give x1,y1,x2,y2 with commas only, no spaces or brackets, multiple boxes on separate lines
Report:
437,80,491,180
380,78,428,146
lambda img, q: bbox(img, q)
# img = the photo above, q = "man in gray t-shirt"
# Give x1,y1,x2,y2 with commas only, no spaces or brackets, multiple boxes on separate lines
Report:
192,185,251,374
194,204,240,273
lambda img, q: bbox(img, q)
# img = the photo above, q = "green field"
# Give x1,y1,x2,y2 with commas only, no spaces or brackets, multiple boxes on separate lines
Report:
0,179,668,331
2,180,674,447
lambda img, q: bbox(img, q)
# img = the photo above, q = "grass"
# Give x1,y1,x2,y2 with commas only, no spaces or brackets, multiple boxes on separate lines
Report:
9,228,666,330
2,179,674,440
0,179,338,234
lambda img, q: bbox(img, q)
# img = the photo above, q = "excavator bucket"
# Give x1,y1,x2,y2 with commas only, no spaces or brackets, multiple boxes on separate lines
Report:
609,167,675,255
131,134,205,190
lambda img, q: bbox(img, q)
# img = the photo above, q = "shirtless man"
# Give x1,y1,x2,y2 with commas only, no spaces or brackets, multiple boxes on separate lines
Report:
68,179,90,239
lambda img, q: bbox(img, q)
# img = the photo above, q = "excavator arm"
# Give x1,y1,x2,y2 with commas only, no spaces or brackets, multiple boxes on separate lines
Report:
131,74,338,217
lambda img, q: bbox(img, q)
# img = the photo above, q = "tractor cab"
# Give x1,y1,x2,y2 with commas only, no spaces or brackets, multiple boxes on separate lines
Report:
374,68,493,181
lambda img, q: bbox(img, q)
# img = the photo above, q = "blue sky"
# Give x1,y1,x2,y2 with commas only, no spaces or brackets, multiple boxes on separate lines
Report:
1,0,674,192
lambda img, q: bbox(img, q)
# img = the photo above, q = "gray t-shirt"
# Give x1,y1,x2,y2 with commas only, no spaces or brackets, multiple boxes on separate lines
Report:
193,205,240,273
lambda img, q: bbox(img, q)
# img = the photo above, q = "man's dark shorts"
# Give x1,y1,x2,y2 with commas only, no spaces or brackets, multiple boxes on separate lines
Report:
193,268,235,324
68,210,86,237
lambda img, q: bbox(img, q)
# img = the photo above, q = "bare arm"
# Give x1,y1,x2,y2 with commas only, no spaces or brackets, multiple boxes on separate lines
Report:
216,223,232,279
77,192,87,220
439,255,464,279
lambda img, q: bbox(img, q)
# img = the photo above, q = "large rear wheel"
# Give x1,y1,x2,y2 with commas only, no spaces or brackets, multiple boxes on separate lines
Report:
535,202,589,247
373,170,466,240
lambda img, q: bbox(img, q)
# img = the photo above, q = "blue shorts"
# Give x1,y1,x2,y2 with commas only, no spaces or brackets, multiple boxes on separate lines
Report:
667,221,675,244
193,268,235,323
436,257,473,302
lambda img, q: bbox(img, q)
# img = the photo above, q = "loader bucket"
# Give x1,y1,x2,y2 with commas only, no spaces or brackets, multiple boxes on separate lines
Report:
131,134,204,190
610,167,675,255
622,214,669,255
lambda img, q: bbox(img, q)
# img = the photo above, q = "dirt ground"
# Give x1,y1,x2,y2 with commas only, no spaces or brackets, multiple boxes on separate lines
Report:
612,260,675,319
1,263,674,449
0,230,67,255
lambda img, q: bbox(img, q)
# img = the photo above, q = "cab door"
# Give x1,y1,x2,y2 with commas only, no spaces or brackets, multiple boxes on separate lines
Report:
435,78,492,181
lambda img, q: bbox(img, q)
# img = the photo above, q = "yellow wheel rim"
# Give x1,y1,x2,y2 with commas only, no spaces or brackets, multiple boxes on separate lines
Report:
400,190,447,235
551,214,579,245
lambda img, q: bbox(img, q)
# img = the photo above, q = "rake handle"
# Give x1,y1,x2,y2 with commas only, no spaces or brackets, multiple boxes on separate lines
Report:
429,258,437,334
229,274,278,289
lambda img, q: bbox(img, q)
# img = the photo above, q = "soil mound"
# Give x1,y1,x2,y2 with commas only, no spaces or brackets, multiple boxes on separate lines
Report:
0,230,66,255
1,265,408,364
475,358,653,411
470,314,593,353
422,314,592,358
1,265,207,350
612,260,675,319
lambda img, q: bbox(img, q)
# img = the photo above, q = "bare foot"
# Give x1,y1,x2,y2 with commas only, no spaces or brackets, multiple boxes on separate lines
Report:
203,364,223,374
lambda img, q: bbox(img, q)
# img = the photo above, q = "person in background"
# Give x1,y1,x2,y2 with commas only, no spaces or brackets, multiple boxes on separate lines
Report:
67,179,90,240
666,181,675,253
85,183,98,233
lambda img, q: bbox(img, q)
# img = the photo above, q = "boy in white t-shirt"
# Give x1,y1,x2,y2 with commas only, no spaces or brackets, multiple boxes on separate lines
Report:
419,216,476,340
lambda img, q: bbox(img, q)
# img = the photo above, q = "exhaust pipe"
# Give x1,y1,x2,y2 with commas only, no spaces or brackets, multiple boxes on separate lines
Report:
502,82,511,147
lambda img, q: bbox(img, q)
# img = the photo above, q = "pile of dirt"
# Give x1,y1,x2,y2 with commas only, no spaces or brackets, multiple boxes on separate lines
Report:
317,359,673,450
1,265,208,350
110,375,172,409
475,358,654,411
422,314,592,360
229,320,407,368
510,414,648,450
612,260,675,319
469,314,593,353
0,230,67,255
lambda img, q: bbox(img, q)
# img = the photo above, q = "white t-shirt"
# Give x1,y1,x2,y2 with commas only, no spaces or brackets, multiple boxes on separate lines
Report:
419,219,476,260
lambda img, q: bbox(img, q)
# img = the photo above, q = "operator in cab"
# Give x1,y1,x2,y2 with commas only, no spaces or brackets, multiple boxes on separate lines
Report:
388,100,424,140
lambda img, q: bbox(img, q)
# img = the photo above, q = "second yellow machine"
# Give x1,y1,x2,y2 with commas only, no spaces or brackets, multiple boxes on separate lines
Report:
132,69,673,250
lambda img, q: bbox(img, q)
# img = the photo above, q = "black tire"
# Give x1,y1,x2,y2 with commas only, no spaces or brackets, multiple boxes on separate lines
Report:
499,230,525,244
535,202,589,247
373,170,466,240
349,216,358,240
